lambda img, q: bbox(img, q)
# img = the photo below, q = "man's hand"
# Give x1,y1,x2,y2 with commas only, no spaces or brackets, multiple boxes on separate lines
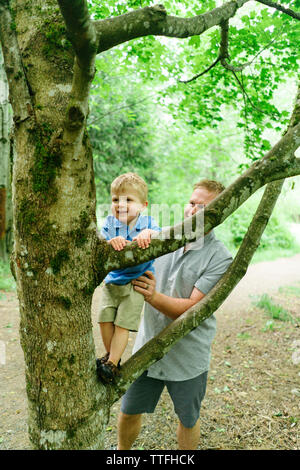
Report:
108,236,130,251
134,270,205,320
132,270,156,302
132,229,156,249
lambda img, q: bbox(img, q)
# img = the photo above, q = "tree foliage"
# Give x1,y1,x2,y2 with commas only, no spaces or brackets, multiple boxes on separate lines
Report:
88,52,157,204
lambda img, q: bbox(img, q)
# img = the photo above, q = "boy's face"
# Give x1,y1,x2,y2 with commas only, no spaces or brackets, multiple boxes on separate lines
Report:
111,187,148,225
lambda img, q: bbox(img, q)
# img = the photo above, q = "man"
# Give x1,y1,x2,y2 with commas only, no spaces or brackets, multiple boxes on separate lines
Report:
117,179,233,450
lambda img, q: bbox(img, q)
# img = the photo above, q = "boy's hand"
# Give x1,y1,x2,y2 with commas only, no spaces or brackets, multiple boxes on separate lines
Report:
108,236,129,251
132,229,155,249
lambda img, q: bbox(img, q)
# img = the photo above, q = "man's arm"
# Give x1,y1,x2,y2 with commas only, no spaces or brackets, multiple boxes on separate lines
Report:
132,271,205,320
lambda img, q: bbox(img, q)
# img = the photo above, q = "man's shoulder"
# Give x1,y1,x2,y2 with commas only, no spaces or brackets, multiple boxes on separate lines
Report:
209,234,233,262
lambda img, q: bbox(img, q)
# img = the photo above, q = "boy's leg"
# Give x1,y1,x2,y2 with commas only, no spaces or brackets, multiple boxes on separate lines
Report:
99,322,115,354
109,325,129,366
117,412,142,450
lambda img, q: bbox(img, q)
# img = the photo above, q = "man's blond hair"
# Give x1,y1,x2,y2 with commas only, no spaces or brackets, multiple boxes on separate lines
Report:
193,179,225,195
111,172,148,202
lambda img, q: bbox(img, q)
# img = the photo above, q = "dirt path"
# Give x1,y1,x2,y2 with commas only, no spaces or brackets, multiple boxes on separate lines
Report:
0,254,299,450
219,253,300,315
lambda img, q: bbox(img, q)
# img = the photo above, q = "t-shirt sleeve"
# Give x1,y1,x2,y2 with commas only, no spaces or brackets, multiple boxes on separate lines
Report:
194,250,233,295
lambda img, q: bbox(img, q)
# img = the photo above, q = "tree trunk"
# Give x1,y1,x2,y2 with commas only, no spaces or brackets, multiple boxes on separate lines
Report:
6,0,108,449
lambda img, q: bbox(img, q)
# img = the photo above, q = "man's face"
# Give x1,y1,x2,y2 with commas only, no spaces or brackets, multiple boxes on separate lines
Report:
111,188,147,225
184,187,218,219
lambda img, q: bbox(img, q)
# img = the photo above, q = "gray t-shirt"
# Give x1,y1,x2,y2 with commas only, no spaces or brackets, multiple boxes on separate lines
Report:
133,230,233,381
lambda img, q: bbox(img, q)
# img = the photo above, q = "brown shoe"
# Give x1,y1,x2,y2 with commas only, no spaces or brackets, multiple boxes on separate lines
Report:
97,360,120,384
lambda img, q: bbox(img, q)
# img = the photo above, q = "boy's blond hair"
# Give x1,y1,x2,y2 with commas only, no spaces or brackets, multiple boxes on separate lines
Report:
111,172,148,202
194,179,225,195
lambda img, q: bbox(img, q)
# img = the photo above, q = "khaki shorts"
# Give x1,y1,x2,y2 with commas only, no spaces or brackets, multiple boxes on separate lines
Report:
97,282,144,332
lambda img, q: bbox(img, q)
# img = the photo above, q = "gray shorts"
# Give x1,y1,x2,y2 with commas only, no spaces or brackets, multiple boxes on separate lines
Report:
121,370,208,428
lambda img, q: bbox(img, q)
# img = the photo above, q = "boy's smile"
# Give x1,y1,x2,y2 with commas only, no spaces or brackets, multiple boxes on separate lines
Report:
111,188,148,226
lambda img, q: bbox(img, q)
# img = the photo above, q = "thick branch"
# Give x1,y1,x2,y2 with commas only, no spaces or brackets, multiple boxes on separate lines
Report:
57,0,97,133
110,179,284,400
57,0,98,70
255,0,300,20
0,1,33,123
94,1,250,53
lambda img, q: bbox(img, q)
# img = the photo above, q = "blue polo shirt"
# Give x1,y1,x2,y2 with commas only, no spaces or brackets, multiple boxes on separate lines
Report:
101,214,161,285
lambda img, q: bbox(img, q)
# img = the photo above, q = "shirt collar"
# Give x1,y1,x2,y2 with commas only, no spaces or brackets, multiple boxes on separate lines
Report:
181,229,215,254
111,214,145,230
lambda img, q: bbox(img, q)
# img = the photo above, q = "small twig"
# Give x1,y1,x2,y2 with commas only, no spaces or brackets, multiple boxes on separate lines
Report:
240,325,256,334
179,19,283,85
88,93,156,125
179,56,221,83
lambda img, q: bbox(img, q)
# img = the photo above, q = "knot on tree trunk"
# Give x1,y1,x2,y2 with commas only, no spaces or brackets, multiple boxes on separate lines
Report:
66,105,85,130
148,4,167,19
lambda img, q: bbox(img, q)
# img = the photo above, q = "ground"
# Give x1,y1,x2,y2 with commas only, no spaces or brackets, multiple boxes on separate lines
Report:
0,254,299,450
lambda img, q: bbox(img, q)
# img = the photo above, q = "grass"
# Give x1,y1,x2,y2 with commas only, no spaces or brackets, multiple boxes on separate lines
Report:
0,260,16,292
250,245,300,264
278,283,300,297
252,293,295,323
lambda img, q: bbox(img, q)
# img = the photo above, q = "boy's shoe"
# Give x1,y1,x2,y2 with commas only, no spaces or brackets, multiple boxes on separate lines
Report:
96,352,110,367
97,360,121,384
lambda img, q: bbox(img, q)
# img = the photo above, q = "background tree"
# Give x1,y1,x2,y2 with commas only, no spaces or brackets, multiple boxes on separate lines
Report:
0,0,299,449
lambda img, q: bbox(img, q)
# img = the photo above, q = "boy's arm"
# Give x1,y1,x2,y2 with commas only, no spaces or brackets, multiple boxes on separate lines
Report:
132,217,161,249
100,216,128,251
108,236,130,251
132,228,158,249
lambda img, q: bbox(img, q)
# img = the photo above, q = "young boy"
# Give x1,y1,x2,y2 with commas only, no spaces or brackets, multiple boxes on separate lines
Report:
96,172,160,384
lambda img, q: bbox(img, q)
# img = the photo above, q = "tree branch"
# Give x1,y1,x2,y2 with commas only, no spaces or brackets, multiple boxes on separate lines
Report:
255,0,300,21
94,1,250,53
0,1,33,123
219,19,252,72
110,179,284,400
57,0,98,133
179,56,221,84
57,0,98,70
